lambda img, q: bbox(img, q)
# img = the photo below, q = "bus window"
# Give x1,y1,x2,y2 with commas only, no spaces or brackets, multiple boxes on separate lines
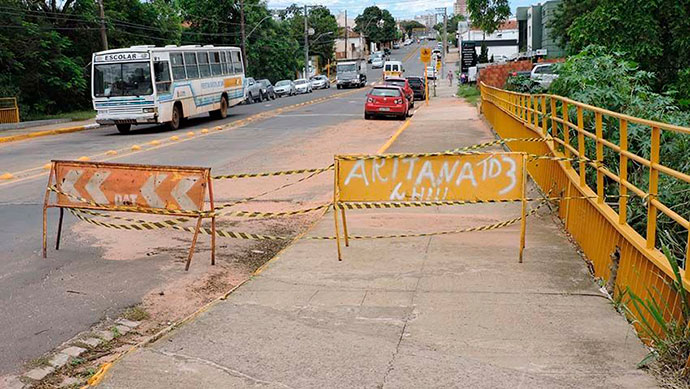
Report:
170,52,186,80
184,52,199,79
154,61,172,94
198,51,211,78
210,52,222,75
232,51,243,73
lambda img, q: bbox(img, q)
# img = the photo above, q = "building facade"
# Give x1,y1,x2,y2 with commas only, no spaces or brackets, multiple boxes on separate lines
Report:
414,13,437,30
335,28,367,60
453,0,467,17
516,0,564,58
457,19,519,61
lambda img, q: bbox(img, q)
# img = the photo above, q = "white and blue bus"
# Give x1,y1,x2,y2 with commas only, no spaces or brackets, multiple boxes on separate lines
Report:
92,45,245,134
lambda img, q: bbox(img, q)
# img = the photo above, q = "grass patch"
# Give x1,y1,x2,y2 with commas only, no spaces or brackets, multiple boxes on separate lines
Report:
122,306,150,322
22,109,96,122
456,84,480,105
25,356,50,369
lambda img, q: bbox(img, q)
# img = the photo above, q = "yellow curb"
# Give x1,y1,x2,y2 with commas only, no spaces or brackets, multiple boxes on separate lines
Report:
105,150,117,156
149,140,160,146
186,131,195,137
201,128,209,134
0,123,97,144
170,135,179,141
77,156,90,161
43,163,52,170
0,172,15,180
214,126,222,131
131,145,141,151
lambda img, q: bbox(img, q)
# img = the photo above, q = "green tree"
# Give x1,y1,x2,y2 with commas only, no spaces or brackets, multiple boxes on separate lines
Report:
399,20,425,39
354,6,398,46
466,0,510,39
279,4,337,74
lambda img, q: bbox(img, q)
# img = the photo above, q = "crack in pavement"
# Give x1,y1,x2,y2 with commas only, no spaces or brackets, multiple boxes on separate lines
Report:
153,349,295,389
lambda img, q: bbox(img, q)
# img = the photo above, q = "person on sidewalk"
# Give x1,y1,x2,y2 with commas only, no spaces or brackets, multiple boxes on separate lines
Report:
447,70,453,86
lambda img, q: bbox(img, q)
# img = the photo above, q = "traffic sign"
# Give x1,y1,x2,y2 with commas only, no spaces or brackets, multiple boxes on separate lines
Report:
420,48,431,63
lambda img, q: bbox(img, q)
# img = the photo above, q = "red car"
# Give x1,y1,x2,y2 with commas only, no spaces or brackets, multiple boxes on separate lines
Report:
383,77,414,109
364,85,409,120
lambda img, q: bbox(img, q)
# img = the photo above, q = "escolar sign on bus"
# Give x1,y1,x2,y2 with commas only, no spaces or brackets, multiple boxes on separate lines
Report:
336,152,525,202
332,152,528,262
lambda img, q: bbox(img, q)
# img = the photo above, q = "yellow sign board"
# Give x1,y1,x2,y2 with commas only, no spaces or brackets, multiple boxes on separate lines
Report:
420,48,431,63
331,152,529,262
336,153,525,202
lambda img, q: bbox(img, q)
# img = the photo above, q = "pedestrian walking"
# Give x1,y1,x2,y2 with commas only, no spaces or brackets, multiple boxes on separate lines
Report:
447,70,453,86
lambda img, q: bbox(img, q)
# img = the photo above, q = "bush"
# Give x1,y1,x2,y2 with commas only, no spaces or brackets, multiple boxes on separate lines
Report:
504,74,544,94
549,45,690,260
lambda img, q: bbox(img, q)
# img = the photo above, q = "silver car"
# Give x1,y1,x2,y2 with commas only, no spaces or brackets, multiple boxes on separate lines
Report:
294,78,313,94
310,75,330,89
274,80,296,97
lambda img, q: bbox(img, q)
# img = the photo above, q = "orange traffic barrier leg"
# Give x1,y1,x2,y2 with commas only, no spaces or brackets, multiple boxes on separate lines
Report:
185,217,203,271
55,208,64,250
341,208,350,247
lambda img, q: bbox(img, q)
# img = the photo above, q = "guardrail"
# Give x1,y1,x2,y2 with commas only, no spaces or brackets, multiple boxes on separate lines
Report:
0,97,19,124
480,82,690,335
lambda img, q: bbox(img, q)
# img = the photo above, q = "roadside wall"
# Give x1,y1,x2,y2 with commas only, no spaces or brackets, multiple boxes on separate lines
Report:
477,58,565,89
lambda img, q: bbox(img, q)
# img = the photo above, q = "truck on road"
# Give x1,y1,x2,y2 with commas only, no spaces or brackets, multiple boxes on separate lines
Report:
336,59,366,89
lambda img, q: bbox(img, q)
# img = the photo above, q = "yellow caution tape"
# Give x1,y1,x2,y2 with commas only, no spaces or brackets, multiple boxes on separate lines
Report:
213,165,334,180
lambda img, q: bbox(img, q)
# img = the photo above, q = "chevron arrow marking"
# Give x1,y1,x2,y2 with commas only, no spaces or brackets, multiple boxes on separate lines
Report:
85,171,111,204
171,177,199,211
60,169,83,201
140,174,167,209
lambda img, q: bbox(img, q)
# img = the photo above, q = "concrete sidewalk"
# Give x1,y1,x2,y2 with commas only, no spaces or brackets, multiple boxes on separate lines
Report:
0,118,98,143
98,86,656,388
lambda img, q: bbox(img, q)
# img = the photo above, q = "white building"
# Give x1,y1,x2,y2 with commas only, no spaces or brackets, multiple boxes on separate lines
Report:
335,28,366,60
457,19,519,61
414,13,437,29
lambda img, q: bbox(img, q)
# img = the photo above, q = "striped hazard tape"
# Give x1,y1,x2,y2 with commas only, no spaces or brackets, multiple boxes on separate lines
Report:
69,199,549,241
213,165,334,180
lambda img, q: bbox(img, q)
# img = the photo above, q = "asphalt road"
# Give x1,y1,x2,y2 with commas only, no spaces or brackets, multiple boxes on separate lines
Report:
0,42,430,375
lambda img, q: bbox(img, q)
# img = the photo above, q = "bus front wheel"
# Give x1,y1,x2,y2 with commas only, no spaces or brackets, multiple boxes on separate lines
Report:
116,124,131,134
169,105,182,131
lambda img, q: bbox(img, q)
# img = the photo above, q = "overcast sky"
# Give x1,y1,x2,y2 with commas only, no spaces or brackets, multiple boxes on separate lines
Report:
266,0,536,20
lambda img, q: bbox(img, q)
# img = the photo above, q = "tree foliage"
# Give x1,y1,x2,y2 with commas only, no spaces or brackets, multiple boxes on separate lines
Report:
550,0,690,96
354,6,398,45
399,20,424,39
466,0,510,37
549,46,690,258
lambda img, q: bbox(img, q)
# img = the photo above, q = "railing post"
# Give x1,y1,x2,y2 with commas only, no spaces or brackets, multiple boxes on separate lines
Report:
577,106,586,187
562,100,570,162
618,119,628,224
646,126,660,249
595,112,604,204
541,95,547,136
550,97,557,139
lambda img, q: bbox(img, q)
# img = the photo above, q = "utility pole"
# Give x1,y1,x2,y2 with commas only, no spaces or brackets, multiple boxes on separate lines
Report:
97,0,108,50
344,10,348,59
304,4,309,78
240,0,247,70
442,8,447,80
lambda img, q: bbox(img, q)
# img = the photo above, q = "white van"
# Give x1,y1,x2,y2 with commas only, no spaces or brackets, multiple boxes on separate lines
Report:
383,61,403,79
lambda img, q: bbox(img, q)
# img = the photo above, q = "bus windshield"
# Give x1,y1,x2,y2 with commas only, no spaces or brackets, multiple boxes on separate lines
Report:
94,62,153,97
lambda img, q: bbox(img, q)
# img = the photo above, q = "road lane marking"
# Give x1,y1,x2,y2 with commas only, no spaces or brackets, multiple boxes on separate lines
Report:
0,88,364,189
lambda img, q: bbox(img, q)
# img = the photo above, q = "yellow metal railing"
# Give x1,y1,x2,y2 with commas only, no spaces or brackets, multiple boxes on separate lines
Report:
0,97,20,124
480,82,690,335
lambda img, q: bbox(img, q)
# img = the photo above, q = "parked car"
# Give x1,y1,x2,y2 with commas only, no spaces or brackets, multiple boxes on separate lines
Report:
371,57,384,69
392,42,400,49
257,79,276,100
383,77,414,108
310,75,330,89
406,76,426,101
364,85,409,120
383,48,391,56
274,80,296,96
426,66,437,80
531,63,558,88
368,52,382,63
294,78,313,94
245,77,264,103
